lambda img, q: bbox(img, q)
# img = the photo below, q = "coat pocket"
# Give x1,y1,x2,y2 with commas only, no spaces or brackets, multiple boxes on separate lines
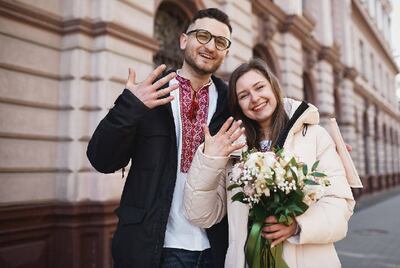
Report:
115,205,146,225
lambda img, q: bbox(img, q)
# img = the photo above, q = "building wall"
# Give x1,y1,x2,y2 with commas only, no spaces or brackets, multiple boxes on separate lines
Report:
0,0,399,267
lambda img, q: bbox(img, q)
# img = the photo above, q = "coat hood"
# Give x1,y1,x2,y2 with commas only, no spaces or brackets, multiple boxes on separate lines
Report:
283,98,320,134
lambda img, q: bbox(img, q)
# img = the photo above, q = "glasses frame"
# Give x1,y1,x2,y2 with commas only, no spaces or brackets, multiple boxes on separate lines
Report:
186,29,231,51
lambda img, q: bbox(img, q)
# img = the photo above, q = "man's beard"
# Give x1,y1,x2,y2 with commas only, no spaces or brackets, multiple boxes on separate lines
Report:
183,49,222,76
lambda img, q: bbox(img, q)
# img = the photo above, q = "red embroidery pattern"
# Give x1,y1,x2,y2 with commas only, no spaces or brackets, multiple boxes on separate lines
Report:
176,74,210,173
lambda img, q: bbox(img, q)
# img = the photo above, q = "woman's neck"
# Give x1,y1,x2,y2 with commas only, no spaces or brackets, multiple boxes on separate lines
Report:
259,121,273,140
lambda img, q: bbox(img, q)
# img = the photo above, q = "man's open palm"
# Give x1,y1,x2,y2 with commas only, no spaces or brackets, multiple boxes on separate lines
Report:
126,64,179,109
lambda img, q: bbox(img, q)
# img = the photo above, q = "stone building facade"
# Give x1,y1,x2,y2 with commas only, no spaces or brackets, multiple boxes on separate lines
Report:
0,0,399,267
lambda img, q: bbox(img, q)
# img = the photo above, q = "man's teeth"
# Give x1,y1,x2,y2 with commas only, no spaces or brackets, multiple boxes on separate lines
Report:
200,53,212,59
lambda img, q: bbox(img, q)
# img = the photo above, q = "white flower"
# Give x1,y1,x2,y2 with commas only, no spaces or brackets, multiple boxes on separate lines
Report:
274,166,286,183
303,184,324,205
231,165,242,181
263,152,277,167
255,179,270,197
244,184,255,197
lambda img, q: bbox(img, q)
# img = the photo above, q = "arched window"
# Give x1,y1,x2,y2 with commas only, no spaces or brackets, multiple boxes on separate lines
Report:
363,109,370,174
253,44,279,79
374,117,379,174
303,73,315,103
153,2,191,69
382,124,387,174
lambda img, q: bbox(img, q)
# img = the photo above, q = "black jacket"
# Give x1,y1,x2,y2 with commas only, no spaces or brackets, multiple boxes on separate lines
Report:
87,74,230,267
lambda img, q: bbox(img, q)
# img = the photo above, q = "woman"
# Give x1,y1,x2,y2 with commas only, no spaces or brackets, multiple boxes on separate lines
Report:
183,59,355,268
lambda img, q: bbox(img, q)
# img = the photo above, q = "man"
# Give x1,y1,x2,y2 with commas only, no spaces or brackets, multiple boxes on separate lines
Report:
87,8,233,268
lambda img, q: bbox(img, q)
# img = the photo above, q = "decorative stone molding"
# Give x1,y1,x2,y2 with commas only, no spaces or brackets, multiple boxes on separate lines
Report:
318,45,343,71
303,49,318,71
343,67,358,81
0,0,159,52
256,13,279,42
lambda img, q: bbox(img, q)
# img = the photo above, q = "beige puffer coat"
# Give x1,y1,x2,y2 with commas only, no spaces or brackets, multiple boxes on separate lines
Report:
183,99,355,268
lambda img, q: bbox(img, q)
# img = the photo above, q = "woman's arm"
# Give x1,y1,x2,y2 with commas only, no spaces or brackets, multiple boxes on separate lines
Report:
184,145,229,228
292,126,355,245
184,118,245,228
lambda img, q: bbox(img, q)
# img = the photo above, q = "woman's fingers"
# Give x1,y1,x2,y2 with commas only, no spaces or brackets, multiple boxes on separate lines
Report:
264,216,277,224
203,124,211,139
229,127,245,143
270,235,290,248
218,117,234,135
225,120,242,137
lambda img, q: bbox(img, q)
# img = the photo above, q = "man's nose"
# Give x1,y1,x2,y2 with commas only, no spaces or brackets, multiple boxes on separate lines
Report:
204,37,216,51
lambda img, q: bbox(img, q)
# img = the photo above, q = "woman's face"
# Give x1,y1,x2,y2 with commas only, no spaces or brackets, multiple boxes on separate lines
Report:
236,70,278,127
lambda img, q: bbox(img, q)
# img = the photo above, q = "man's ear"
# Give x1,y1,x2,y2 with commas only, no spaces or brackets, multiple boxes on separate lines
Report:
180,33,187,50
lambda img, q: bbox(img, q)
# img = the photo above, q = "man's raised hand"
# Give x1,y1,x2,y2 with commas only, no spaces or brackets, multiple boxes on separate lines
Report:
126,64,179,109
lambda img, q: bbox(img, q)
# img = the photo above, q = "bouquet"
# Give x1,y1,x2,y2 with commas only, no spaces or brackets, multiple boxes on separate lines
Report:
228,149,330,268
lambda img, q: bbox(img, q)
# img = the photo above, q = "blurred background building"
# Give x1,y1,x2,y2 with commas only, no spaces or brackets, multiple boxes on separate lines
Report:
0,0,399,267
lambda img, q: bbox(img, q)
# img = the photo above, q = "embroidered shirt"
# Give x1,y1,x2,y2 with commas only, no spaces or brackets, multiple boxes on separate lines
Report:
176,74,211,173
163,73,217,251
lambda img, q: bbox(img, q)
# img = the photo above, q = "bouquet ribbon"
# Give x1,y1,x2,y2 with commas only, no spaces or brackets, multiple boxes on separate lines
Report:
246,221,289,268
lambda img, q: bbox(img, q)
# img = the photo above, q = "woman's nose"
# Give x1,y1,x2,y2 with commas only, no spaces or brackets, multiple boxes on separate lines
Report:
249,92,258,103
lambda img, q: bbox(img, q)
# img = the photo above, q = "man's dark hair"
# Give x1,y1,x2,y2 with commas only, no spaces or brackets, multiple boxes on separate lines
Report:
188,8,232,33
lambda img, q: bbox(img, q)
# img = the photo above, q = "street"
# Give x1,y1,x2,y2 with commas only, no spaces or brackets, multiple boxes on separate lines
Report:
336,187,400,268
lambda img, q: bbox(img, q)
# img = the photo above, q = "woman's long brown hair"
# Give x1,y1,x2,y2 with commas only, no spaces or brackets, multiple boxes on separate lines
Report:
228,58,288,151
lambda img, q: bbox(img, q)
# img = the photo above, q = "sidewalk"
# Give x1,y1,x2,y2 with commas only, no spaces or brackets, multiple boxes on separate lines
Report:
336,186,400,268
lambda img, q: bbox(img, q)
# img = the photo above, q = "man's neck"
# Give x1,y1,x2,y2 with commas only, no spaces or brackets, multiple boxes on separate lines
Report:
179,64,212,91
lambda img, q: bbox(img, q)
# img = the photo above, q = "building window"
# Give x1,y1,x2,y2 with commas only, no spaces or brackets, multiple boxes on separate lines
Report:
253,44,278,77
370,53,374,85
153,2,191,69
359,40,365,77
303,73,315,104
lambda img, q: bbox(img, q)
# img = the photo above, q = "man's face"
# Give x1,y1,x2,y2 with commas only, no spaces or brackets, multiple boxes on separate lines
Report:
180,18,231,76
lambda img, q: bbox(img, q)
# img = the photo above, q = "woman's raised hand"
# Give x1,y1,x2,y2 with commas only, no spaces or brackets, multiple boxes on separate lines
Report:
126,64,179,109
203,117,246,157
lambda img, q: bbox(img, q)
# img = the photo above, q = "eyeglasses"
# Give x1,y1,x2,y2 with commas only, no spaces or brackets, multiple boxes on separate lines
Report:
186,29,231,51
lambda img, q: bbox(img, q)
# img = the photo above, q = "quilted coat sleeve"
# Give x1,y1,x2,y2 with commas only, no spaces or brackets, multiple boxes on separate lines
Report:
184,144,229,228
292,126,355,245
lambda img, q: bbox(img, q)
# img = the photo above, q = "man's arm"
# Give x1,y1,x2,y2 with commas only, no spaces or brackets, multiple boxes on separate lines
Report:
87,65,178,173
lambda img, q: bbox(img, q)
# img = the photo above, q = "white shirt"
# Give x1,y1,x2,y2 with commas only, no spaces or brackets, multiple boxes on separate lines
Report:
163,76,218,250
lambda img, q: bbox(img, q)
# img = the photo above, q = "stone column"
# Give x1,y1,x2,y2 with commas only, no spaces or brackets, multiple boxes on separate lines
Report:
354,96,366,176
366,105,377,176
218,0,253,75
338,72,357,162
57,0,157,202
279,32,304,100
315,59,334,126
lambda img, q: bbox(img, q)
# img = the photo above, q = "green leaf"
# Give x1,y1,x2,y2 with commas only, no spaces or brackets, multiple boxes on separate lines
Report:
311,172,327,177
231,192,246,202
227,183,241,191
275,148,284,157
290,167,298,181
303,179,319,185
278,214,287,224
289,157,297,166
311,160,320,171
302,164,308,176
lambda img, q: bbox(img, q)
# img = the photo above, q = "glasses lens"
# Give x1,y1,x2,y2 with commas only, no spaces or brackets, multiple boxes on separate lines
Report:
215,37,230,50
196,30,212,44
